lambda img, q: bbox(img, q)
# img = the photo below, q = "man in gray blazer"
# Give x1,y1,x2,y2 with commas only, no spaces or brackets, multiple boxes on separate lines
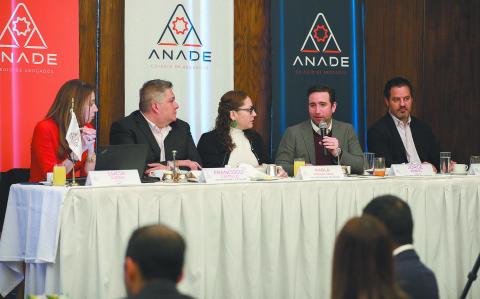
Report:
275,85,364,175
110,79,202,174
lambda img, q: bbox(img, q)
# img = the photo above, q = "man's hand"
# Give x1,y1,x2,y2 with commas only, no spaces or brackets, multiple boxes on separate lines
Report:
145,163,170,174
321,136,341,157
177,160,202,170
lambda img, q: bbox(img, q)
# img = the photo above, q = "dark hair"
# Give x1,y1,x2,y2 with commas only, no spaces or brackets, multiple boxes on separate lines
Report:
139,79,173,112
215,90,254,151
331,216,406,299
46,79,95,159
383,77,414,99
126,224,186,282
307,85,336,104
363,195,414,245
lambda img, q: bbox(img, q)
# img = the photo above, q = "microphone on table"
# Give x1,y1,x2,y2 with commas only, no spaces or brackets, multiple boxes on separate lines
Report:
319,121,328,156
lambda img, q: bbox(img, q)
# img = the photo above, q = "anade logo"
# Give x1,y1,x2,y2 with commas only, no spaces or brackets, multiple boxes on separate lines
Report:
157,4,202,47
293,12,349,69
300,13,341,54
148,4,211,63
0,3,47,49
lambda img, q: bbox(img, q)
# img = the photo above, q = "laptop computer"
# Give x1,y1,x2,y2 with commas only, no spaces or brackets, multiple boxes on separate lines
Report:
95,144,149,178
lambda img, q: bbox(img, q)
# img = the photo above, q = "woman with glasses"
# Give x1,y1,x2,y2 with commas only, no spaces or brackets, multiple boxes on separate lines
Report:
197,90,269,168
29,79,98,182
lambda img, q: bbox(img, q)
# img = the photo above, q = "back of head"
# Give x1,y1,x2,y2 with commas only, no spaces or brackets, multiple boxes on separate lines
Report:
139,79,173,112
383,77,414,99
126,224,185,282
363,195,414,246
331,215,396,299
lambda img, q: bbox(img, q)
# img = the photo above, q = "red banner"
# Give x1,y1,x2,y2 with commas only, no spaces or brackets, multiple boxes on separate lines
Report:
0,1,79,171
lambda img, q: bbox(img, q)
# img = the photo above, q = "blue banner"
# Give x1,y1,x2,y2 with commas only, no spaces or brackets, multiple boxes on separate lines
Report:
271,0,366,156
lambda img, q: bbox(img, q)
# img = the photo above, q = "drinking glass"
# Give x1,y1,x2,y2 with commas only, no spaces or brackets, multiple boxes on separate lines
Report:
373,157,386,176
470,155,480,165
53,164,66,186
293,158,305,177
363,152,375,173
439,152,451,174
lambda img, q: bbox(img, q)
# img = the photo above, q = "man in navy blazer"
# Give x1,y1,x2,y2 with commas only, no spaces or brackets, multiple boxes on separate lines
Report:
363,195,439,299
110,79,201,174
368,77,440,168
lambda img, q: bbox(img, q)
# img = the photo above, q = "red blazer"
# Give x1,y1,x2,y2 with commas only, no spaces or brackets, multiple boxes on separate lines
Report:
29,118,92,182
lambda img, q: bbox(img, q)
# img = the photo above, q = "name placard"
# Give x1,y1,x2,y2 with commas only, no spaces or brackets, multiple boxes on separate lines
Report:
86,170,141,186
296,165,344,180
202,168,250,183
469,164,480,175
390,164,435,176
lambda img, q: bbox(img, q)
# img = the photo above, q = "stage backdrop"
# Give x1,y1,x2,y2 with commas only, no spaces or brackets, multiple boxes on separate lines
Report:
0,1,79,172
125,0,234,142
271,0,366,156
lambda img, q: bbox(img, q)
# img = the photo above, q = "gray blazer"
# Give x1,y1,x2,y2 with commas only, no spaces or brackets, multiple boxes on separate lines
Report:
275,119,364,175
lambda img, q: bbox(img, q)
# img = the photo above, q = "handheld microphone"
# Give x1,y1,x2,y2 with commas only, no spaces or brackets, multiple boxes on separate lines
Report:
319,121,328,156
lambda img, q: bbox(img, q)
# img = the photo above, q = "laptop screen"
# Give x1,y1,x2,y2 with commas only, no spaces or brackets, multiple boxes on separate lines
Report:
95,144,148,177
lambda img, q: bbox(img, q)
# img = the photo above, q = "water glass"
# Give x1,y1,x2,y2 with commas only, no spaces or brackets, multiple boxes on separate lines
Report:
373,157,386,176
364,152,375,172
470,155,480,165
439,152,451,174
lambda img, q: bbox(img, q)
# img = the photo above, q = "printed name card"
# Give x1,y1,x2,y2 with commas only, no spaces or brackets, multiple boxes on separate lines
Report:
202,168,250,183
469,164,480,175
390,164,435,176
86,170,141,186
296,165,344,180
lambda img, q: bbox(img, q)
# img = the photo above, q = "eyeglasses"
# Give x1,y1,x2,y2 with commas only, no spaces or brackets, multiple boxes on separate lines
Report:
236,106,255,114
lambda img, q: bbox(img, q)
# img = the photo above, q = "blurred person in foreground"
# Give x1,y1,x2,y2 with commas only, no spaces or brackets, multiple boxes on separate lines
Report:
197,90,287,176
124,224,194,299
363,195,439,299
331,215,408,299
110,79,201,174
29,79,98,182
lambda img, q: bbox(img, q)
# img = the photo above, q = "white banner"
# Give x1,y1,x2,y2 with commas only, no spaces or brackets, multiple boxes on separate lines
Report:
125,0,234,142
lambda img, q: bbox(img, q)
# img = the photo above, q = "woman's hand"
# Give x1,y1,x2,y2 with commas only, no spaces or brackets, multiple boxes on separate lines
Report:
81,126,96,153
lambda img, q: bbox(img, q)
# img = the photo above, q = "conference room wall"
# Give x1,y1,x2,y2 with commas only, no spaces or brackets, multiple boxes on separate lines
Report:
79,0,479,163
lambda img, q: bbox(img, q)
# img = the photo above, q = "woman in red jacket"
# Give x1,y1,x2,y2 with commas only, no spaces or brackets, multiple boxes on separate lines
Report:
29,79,98,182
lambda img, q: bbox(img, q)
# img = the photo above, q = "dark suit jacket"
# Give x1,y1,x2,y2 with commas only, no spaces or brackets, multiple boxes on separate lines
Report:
368,113,440,167
395,249,439,299
197,129,269,167
110,110,202,166
127,280,194,299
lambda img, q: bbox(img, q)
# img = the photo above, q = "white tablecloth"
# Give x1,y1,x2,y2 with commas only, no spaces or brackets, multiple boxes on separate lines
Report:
1,176,479,299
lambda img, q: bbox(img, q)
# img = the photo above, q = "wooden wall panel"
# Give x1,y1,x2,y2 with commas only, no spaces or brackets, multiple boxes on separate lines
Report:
79,0,97,86
98,0,124,145
423,0,480,162
79,1,124,146
365,0,425,127
234,0,271,151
